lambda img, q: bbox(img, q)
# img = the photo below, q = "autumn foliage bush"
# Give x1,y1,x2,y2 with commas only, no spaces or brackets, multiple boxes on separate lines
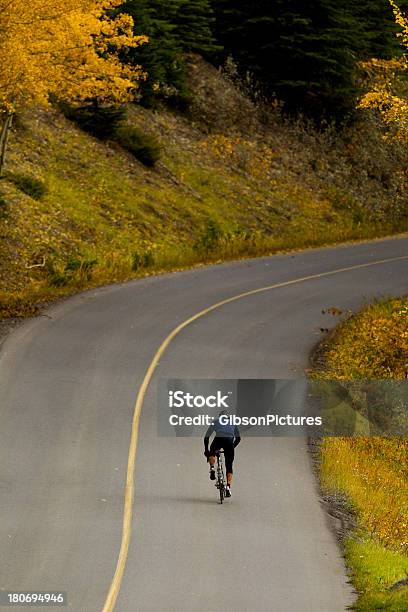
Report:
0,0,146,114
0,0,147,176
323,299,408,379
359,0,408,141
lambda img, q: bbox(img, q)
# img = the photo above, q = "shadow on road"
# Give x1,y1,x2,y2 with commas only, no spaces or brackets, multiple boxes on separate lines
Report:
140,493,220,506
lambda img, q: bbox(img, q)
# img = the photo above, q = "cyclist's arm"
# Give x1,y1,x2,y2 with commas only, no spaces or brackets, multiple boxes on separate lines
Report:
233,426,241,448
204,424,215,454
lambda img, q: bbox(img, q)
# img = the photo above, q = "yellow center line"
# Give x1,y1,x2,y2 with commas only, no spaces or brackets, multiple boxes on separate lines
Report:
102,253,408,611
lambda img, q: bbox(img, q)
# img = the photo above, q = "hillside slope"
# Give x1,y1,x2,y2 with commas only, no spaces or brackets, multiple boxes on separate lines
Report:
0,57,407,318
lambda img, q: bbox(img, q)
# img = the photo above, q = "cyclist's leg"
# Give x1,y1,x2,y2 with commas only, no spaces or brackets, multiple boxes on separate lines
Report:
209,438,221,464
208,438,221,478
224,440,235,486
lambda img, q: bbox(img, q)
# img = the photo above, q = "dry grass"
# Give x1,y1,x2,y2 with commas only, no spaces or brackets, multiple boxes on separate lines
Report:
321,437,407,552
314,298,408,609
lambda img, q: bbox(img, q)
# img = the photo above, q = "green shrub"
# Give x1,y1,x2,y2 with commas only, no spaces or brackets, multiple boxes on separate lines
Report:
0,191,7,208
59,101,127,140
325,187,365,225
194,219,225,253
58,100,161,166
47,256,98,287
132,249,155,271
114,126,161,167
48,269,68,288
6,173,47,200
65,256,98,279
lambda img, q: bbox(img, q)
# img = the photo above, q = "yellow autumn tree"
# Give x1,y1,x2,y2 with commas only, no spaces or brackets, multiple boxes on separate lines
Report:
0,0,147,171
359,0,408,139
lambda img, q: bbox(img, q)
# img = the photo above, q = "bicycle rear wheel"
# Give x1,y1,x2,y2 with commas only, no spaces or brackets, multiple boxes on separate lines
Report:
219,480,224,504
216,453,225,504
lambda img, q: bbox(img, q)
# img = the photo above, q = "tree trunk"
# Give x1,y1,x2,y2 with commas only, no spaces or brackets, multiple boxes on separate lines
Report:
0,112,14,177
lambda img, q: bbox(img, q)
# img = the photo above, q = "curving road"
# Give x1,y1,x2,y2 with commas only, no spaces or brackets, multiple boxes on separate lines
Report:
1,237,407,612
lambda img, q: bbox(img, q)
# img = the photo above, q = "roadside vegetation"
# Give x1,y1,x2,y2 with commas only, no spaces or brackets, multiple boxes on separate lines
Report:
312,298,408,610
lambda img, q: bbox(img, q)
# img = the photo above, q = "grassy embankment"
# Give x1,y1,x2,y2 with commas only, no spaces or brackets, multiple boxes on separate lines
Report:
1,57,407,319
314,298,408,610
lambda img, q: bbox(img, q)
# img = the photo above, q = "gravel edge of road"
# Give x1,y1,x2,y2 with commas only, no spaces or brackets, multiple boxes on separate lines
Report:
308,331,358,540
0,317,27,350
307,333,358,600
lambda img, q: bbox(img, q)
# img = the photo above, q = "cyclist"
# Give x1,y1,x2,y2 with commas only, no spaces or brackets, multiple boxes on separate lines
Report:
204,410,241,497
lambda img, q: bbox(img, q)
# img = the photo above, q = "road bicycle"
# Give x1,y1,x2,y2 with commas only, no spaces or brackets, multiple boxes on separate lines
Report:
214,450,227,504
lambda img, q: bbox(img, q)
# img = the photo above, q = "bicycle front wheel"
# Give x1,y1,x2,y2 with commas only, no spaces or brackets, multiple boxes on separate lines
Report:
218,470,225,504
219,482,224,504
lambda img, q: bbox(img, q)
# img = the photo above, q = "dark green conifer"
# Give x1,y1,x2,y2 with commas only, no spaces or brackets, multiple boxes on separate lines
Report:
211,0,408,119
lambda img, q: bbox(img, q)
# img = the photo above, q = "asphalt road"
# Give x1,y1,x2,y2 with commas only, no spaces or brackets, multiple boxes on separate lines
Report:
1,237,407,612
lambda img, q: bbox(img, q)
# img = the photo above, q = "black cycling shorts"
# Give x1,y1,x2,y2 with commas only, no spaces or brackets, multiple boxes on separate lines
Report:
209,437,235,474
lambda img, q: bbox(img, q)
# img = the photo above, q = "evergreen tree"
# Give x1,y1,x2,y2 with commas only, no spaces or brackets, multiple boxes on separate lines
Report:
211,0,408,119
120,0,187,107
213,0,361,118
175,0,220,54
120,0,219,106
351,0,408,59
